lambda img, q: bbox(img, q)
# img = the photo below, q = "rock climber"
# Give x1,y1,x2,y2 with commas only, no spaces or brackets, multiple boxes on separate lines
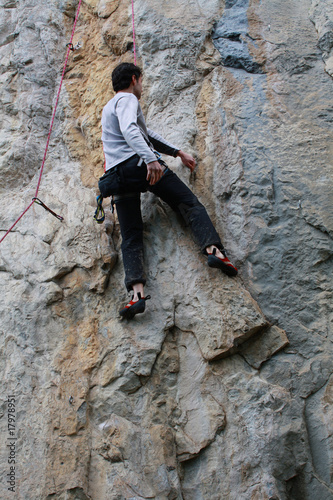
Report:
99,62,237,319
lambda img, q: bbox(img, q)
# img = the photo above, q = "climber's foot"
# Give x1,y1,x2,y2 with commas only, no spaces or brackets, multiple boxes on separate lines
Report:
207,247,238,277
119,292,151,319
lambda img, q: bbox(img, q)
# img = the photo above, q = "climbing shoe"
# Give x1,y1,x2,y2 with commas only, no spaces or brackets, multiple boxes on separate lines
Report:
207,248,238,276
119,292,151,320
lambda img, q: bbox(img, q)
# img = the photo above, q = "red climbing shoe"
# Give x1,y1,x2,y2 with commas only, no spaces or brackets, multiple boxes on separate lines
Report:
119,292,151,319
207,248,238,276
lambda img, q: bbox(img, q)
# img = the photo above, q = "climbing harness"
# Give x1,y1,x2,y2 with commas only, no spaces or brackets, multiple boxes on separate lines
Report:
154,151,168,168
93,195,105,224
0,0,82,244
95,151,168,222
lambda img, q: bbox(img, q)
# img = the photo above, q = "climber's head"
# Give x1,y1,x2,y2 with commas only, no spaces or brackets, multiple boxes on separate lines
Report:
112,63,142,98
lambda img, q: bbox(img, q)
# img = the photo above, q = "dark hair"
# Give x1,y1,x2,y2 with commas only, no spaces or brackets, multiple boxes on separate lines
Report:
111,63,142,92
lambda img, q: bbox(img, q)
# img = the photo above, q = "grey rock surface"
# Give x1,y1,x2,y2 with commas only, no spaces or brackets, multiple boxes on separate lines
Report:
0,0,332,499
212,0,264,73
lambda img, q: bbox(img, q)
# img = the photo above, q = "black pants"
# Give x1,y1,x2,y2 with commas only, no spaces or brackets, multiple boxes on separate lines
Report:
114,156,224,291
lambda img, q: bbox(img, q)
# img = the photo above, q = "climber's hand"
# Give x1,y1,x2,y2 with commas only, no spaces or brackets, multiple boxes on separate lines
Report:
147,160,164,185
177,150,196,172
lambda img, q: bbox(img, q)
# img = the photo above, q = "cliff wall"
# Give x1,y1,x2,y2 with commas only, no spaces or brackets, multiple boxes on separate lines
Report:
0,0,332,499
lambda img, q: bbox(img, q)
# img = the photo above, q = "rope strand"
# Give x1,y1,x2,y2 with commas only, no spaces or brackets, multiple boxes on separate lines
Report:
131,0,137,65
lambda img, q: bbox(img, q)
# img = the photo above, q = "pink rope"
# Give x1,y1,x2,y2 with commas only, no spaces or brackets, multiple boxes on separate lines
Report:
131,0,137,65
0,0,82,245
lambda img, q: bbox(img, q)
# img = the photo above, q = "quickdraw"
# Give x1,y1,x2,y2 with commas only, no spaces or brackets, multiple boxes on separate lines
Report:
66,42,81,51
32,198,64,221
94,195,105,224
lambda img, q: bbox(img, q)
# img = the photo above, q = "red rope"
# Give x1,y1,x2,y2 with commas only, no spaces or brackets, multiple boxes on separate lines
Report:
0,0,82,244
131,0,137,65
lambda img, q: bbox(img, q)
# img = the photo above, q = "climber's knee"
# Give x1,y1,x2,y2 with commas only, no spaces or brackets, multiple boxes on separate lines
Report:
177,200,204,226
114,192,140,203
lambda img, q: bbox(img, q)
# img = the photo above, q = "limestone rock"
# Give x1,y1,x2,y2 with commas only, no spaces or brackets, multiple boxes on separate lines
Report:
174,330,227,461
0,0,332,499
239,324,289,369
212,0,264,73
97,0,119,19
310,0,333,76
305,374,333,496
175,270,268,360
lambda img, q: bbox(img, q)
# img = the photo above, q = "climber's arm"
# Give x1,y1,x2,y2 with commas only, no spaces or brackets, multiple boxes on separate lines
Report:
147,129,196,172
147,128,179,157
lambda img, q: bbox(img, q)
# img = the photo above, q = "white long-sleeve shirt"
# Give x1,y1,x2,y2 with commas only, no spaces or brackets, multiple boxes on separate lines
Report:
101,92,179,171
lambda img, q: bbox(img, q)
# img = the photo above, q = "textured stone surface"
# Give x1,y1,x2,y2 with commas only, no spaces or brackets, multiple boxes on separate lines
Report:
212,0,264,73
310,0,333,77
239,324,289,369
0,0,332,499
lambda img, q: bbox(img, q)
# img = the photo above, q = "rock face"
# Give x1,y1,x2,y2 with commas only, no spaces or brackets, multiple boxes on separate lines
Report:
0,0,332,499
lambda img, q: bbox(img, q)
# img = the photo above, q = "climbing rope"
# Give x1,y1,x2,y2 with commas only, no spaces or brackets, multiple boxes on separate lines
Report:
131,0,137,65
0,0,82,244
